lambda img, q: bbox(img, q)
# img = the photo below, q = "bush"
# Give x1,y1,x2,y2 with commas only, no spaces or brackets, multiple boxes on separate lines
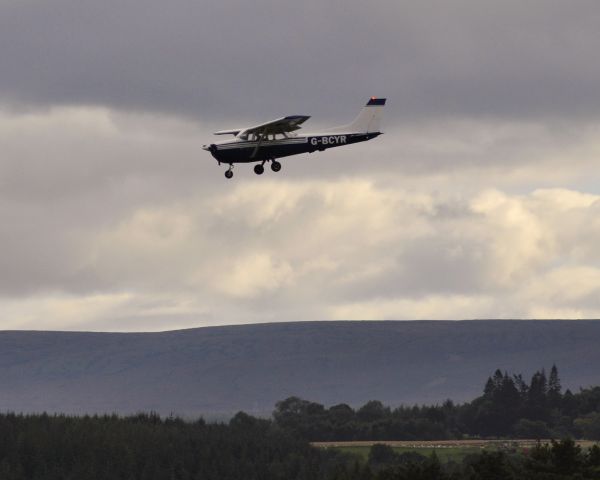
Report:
574,413,600,440
512,418,552,439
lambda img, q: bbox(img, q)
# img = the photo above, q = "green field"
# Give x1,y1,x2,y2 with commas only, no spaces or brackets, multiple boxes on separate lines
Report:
313,439,598,464
326,445,485,463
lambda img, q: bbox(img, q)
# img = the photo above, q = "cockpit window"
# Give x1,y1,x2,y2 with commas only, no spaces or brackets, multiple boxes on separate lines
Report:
237,132,289,142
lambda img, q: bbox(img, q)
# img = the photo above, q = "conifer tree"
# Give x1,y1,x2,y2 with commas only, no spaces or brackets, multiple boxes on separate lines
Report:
548,364,562,409
527,369,549,421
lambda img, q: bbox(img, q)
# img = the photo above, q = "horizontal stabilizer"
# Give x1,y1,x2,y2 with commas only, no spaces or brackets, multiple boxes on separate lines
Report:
367,98,386,106
214,129,243,136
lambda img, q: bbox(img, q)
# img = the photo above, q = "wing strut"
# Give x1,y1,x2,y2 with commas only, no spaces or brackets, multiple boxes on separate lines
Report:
250,129,268,159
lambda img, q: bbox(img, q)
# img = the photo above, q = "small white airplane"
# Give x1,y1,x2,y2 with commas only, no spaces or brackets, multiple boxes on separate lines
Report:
203,98,386,178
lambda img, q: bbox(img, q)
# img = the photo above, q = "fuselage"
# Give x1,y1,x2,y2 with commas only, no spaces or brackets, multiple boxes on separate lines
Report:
205,131,381,164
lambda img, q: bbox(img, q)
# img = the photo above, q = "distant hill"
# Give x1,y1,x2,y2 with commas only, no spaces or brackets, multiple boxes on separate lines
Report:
0,320,599,417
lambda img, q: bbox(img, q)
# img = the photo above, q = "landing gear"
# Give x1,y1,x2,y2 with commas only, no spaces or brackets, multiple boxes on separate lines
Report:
254,164,264,175
225,165,233,179
271,160,281,172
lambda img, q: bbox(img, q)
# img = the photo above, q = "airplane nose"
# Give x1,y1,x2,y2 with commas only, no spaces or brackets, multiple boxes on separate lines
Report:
203,144,218,155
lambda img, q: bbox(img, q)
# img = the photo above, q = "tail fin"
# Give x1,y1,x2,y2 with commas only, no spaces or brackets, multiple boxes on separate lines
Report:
332,98,386,133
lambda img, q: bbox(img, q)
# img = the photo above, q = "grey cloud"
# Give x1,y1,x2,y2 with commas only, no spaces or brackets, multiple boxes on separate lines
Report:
3,1,600,330
1,105,598,303
0,109,219,297
338,238,488,302
4,174,600,328
2,1,600,122
322,200,490,302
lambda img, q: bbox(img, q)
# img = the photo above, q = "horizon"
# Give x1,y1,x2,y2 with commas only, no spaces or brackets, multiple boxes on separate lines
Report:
2,318,599,334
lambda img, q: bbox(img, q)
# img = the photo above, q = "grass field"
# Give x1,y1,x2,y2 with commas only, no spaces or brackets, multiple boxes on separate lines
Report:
312,440,599,464
326,445,481,463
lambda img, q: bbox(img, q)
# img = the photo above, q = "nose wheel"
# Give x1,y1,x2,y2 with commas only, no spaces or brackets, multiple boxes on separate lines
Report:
224,165,234,179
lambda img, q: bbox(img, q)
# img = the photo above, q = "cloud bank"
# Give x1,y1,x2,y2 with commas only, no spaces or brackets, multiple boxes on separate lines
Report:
1,1,600,330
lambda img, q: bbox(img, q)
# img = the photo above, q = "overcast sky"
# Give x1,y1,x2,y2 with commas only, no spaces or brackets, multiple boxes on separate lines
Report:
2,0,600,331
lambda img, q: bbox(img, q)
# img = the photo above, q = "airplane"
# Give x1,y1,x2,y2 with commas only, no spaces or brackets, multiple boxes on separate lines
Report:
202,97,386,178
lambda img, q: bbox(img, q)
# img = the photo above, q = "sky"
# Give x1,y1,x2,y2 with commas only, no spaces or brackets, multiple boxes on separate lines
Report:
2,0,600,331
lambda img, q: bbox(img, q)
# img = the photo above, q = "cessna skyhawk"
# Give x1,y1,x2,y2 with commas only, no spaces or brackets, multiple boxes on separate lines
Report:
203,98,386,178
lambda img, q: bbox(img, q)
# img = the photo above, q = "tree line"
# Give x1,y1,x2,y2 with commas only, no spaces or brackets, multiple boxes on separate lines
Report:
0,411,349,480
0,411,599,479
273,365,600,441
0,365,599,479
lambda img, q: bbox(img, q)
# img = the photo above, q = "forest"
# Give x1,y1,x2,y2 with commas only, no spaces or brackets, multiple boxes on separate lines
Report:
0,366,599,479
273,366,600,441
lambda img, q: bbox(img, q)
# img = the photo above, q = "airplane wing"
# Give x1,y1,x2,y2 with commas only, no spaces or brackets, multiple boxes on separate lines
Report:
242,115,310,135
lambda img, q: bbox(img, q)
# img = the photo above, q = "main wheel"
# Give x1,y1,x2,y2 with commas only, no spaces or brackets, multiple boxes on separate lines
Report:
254,164,264,175
271,161,282,172
225,170,233,179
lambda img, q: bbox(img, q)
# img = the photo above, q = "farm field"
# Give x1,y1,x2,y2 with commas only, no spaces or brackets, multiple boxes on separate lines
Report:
312,440,598,463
